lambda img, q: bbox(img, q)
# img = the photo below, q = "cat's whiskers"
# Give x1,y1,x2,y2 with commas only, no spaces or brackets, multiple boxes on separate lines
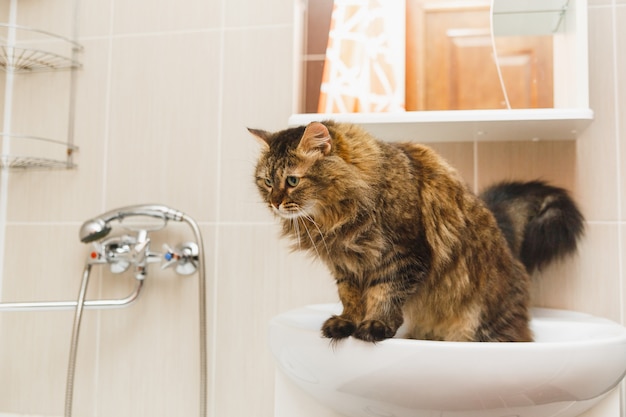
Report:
291,217,302,250
298,215,322,259
298,209,331,258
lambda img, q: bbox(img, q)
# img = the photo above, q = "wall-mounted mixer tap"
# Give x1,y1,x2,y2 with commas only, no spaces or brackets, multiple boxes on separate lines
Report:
68,204,208,417
81,205,199,279
89,231,162,279
0,204,208,417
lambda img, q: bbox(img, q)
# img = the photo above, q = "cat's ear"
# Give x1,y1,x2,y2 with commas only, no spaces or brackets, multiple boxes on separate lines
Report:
299,122,331,156
248,128,272,148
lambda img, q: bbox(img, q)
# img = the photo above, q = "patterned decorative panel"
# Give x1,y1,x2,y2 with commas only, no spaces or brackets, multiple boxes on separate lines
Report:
318,0,405,113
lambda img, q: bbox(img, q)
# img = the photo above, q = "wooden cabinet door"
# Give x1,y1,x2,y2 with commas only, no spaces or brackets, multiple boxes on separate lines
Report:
406,0,553,111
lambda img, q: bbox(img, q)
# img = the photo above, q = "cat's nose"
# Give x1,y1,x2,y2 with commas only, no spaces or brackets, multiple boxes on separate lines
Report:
269,189,287,210
270,195,283,210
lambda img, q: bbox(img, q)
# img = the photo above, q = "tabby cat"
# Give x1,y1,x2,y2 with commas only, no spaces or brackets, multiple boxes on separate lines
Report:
250,121,584,343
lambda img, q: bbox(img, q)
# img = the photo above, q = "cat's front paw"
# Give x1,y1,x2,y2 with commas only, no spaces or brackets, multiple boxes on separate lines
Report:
321,315,356,340
353,319,395,342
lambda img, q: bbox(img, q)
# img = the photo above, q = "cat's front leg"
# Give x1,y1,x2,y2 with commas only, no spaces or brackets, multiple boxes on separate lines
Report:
321,277,364,341
352,277,412,343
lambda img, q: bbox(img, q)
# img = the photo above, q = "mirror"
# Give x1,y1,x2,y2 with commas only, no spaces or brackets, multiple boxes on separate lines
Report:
295,0,580,114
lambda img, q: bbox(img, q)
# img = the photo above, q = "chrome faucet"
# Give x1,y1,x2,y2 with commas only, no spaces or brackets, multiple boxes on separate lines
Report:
89,231,161,279
82,205,198,279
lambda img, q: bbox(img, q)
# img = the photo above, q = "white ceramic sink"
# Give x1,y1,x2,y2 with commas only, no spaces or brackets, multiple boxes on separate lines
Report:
269,303,626,417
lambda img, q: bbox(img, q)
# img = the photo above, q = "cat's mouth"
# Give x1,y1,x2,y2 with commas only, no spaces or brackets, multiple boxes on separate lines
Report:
273,206,304,220
272,202,316,220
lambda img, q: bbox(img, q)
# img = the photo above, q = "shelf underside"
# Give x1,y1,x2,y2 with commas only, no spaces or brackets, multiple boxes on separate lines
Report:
288,109,594,142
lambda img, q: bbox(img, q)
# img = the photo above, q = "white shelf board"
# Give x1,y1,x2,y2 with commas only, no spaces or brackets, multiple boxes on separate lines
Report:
288,108,594,143
493,0,569,14
492,0,569,35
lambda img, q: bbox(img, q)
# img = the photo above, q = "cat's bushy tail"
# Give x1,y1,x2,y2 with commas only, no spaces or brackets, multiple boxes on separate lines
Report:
480,180,584,273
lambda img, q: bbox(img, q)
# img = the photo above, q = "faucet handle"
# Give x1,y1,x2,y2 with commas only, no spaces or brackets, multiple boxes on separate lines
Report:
88,237,133,273
161,242,199,275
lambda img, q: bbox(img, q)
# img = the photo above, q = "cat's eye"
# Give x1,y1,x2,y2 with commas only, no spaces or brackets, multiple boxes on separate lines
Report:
286,176,300,187
264,178,273,187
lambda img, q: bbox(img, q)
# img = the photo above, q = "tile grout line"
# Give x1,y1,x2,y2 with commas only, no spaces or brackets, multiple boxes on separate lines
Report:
0,0,18,304
608,1,626,415
76,22,291,42
92,1,117,415
209,2,228,416
609,0,624,326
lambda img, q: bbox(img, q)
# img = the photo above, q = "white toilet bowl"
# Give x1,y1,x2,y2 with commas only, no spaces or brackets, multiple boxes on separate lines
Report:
269,303,626,417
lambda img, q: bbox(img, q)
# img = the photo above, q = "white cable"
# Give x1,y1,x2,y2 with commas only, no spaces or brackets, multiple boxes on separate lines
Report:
489,0,511,109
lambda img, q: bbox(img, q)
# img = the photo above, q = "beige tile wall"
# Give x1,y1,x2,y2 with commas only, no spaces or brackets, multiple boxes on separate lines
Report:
0,1,624,417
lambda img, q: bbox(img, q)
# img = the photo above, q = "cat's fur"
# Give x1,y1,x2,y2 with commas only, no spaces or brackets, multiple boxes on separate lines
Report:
250,121,584,343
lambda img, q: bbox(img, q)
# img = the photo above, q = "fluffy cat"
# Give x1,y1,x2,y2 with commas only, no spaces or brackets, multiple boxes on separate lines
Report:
250,121,584,343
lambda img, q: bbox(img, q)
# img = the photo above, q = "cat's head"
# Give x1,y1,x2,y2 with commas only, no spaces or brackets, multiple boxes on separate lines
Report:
249,122,343,222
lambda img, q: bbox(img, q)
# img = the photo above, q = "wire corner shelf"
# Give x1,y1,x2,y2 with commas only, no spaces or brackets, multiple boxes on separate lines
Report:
0,133,78,171
0,22,81,170
0,23,83,73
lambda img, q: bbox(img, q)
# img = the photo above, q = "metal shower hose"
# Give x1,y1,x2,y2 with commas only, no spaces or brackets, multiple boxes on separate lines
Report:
64,214,208,417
